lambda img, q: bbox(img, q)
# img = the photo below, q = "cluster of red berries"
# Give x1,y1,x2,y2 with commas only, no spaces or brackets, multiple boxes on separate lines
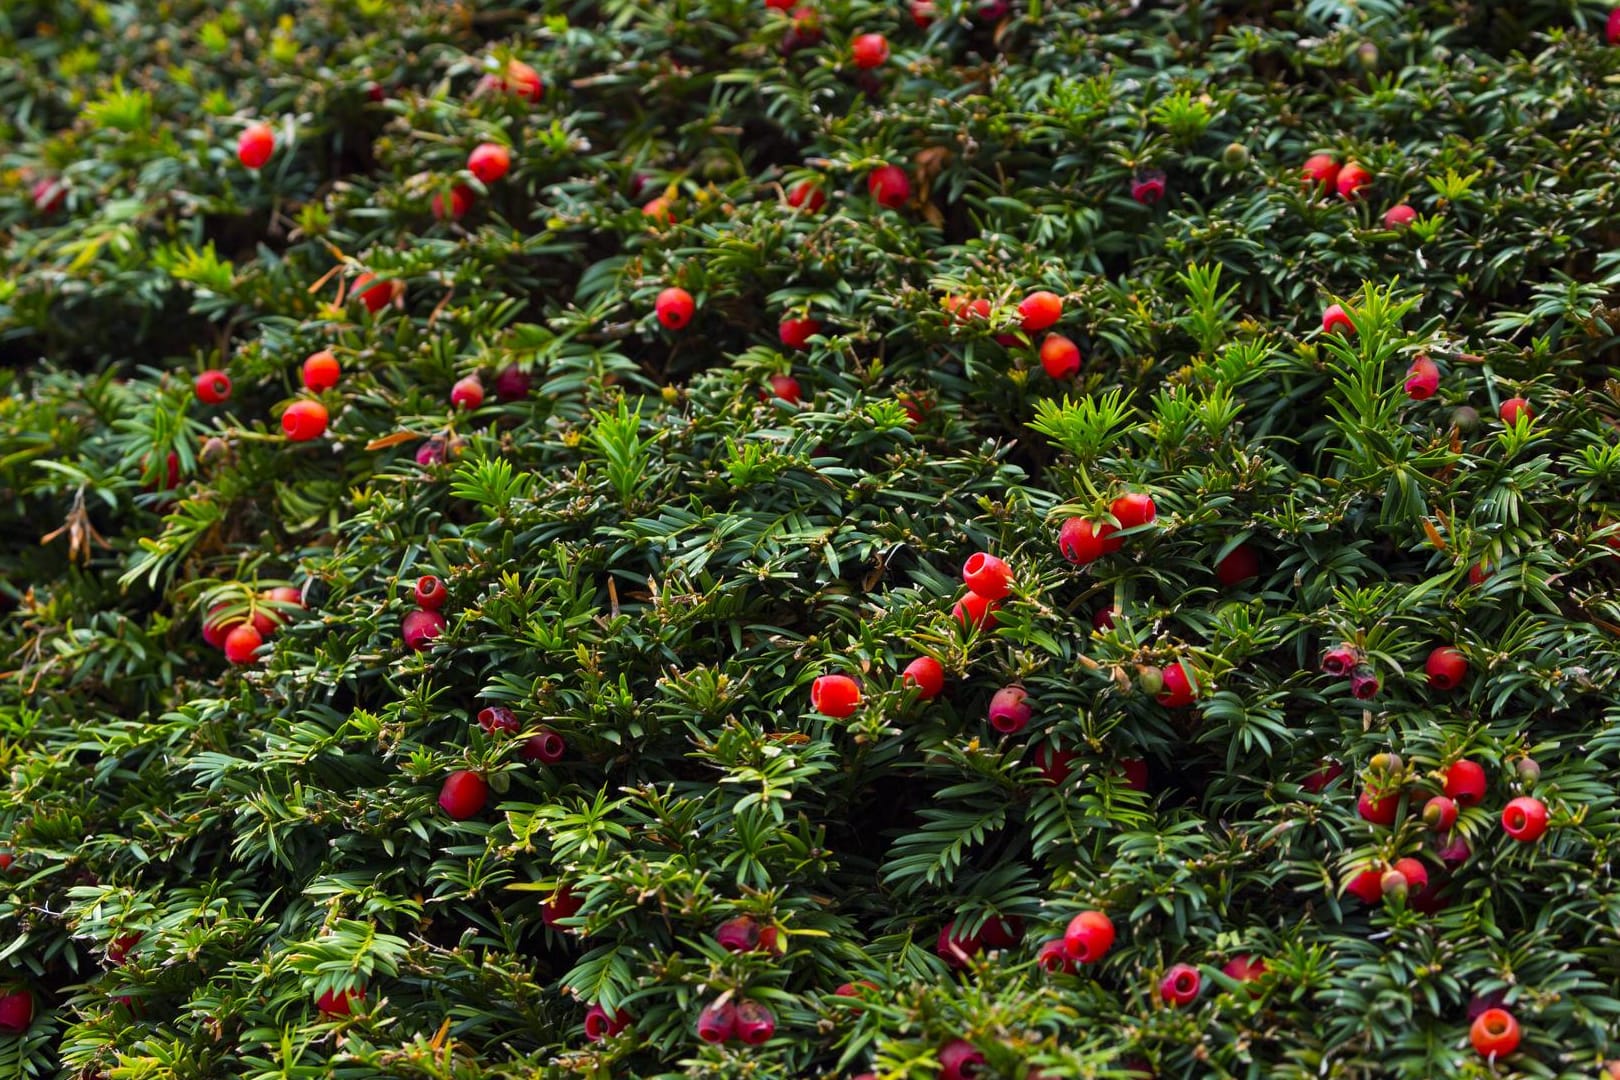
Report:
1323,303,1536,424
1344,756,1549,913
696,997,776,1044
1300,153,1372,201
202,585,304,665
431,141,513,223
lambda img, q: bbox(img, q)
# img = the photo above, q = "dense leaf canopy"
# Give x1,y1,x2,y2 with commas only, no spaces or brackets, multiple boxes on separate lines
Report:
4,0,1620,1077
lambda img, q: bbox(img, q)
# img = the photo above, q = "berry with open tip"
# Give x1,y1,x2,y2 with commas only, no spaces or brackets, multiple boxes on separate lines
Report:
282,399,329,441
583,1004,630,1041
402,608,446,651
868,164,911,209
1160,963,1202,1006
962,553,1013,600
1501,796,1548,842
195,370,232,404
1470,1008,1521,1059
655,287,695,330
1062,910,1115,963
987,685,1032,734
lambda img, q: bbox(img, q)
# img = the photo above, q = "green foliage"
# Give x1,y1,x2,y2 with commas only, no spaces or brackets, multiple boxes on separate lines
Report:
3,0,1620,1078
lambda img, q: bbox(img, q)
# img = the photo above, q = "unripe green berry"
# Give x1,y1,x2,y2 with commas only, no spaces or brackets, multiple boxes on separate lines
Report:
1451,405,1480,432
1136,665,1164,697
1221,142,1250,170
1369,752,1403,775
1515,757,1541,784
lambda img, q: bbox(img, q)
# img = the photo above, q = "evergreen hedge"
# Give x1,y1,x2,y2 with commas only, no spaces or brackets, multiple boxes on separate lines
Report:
5,0,1620,1076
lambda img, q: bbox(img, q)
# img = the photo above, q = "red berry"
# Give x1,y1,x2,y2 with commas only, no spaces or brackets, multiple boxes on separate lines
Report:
223,623,263,665
902,656,945,700
523,728,567,763
642,196,676,226
810,674,862,717
1357,788,1399,826
1404,357,1440,400
542,884,584,927
779,316,821,350
281,399,330,441
946,295,992,323
1320,645,1358,676
1336,162,1372,200
468,142,511,184
1301,153,1340,191
1392,856,1428,898
32,177,65,214
451,374,484,410
414,575,448,610
909,0,935,26
1156,660,1196,708
734,999,776,1044
765,373,802,404
1610,7,1620,45
302,350,340,391
1035,743,1077,786
987,685,1032,734
961,552,1013,600
352,272,395,313
1092,607,1117,631
765,0,792,10
107,932,142,966
1110,492,1157,531
715,915,763,952
1222,954,1266,983
498,58,543,103
432,184,475,221
0,853,13,873
1345,867,1384,903
477,705,521,736
1444,759,1487,806
1130,171,1167,205
237,123,274,169
1119,757,1149,791
786,179,826,212
851,32,890,68
1058,517,1120,564
1214,544,1260,587
1383,203,1417,228
1470,1008,1521,1059
194,369,232,405
979,916,1023,948
1160,963,1202,1007
937,920,983,967
1424,646,1467,690
655,286,695,330
1423,795,1458,832
438,769,489,819
402,608,447,651
868,164,911,209
1501,796,1548,842
1039,333,1081,378
1037,938,1075,973
952,590,1002,631
1322,304,1354,335
833,980,879,1012
583,1004,630,1041
1062,910,1115,963
1499,397,1533,425
696,999,737,1043
1302,760,1344,793
1018,290,1063,332
316,987,361,1018
940,1040,986,1080
494,365,530,401
0,990,32,1034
